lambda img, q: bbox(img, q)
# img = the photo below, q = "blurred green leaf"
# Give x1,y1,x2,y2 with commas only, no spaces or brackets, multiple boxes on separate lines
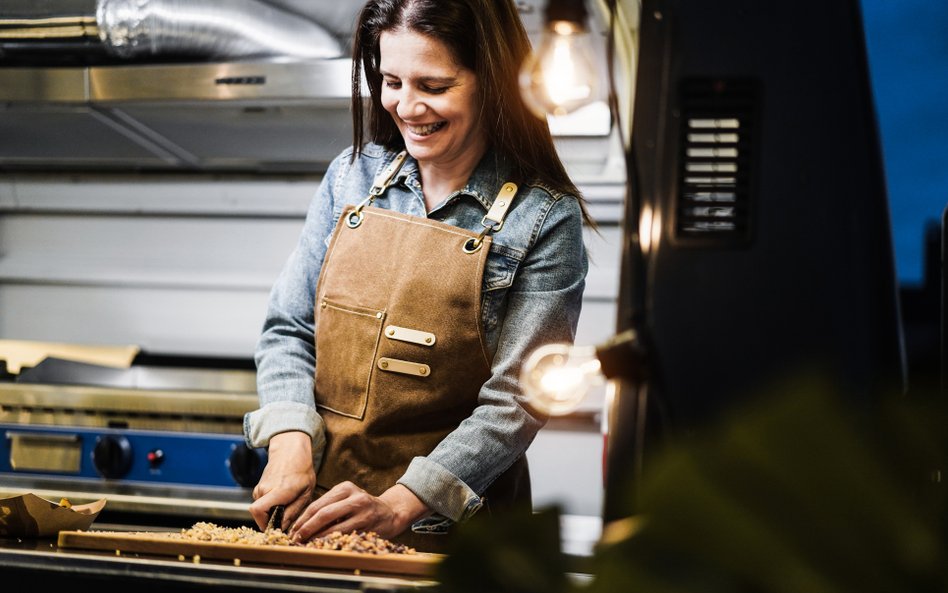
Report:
436,505,571,593
437,375,948,592
586,375,948,592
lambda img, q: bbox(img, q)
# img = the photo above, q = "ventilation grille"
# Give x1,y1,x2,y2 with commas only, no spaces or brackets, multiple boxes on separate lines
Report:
675,79,758,245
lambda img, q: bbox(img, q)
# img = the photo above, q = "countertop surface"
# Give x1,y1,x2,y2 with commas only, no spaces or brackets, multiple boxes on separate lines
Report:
0,525,438,592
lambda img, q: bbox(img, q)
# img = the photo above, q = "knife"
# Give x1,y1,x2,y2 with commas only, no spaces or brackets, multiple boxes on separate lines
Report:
266,504,285,532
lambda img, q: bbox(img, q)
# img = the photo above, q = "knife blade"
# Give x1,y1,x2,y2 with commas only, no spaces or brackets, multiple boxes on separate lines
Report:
266,504,285,532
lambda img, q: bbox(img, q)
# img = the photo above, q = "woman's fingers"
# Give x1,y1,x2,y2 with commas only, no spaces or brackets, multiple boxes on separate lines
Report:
249,491,283,531
313,515,364,538
289,481,359,539
290,482,394,541
294,500,351,541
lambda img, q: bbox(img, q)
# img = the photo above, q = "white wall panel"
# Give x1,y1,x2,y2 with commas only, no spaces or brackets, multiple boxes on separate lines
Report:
0,284,271,357
0,175,318,215
528,429,605,516
583,224,623,300
1,179,624,358
0,213,303,290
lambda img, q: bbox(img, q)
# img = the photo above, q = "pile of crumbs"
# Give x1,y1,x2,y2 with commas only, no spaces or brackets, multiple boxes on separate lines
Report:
144,522,415,555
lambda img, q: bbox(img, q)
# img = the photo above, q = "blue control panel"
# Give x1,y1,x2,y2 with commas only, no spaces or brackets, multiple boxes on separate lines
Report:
0,423,267,489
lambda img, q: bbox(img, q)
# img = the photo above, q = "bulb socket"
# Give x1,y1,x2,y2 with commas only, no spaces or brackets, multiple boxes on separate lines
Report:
544,0,588,28
595,329,647,380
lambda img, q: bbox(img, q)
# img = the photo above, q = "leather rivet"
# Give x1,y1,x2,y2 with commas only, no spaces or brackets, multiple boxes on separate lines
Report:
419,367,427,375
381,361,388,369
376,312,383,319
320,301,327,309
425,337,432,344
498,200,506,206
388,329,395,336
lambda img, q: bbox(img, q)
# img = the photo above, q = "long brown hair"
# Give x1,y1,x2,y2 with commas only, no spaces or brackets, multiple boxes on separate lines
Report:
351,0,594,225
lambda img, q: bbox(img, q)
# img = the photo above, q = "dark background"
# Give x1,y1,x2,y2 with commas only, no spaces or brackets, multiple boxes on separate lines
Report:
861,0,948,395
862,0,948,286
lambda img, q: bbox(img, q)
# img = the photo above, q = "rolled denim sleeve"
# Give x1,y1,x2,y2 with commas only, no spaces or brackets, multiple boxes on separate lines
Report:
397,193,588,522
243,151,351,461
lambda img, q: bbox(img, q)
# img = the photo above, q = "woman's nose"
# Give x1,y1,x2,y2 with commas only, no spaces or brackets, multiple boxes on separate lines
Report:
397,90,426,119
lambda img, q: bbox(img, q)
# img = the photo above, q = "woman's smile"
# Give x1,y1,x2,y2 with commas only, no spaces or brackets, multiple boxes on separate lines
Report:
405,121,447,137
379,29,486,170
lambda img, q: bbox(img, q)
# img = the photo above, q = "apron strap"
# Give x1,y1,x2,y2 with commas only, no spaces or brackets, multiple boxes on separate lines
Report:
481,182,518,232
369,150,409,197
348,151,409,228
463,182,519,254
347,151,520,252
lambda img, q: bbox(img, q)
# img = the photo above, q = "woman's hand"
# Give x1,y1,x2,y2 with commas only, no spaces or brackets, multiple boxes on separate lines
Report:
289,482,430,542
249,431,316,532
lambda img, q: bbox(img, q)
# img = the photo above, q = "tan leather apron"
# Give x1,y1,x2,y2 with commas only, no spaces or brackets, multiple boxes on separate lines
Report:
312,153,531,552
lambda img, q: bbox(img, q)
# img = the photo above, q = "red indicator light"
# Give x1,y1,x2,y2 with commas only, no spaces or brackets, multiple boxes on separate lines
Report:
147,449,165,467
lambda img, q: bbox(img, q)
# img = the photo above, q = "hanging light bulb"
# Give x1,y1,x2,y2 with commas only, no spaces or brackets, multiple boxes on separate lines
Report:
520,330,645,416
519,0,599,118
520,343,605,415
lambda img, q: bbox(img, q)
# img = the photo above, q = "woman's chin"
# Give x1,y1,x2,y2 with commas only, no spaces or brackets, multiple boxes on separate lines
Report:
403,140,440,161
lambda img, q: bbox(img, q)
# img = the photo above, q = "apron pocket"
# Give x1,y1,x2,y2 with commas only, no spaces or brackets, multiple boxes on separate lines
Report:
314,298,385,420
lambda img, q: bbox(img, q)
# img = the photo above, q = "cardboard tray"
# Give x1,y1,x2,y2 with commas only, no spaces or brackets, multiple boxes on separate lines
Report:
57,529,443,577
0,494,107,538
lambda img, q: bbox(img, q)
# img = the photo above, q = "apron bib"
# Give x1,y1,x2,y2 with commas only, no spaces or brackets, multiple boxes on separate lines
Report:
311,153,530,551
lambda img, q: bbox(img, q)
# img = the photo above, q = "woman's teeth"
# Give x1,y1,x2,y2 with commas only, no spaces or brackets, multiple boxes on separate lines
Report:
408,121,446,136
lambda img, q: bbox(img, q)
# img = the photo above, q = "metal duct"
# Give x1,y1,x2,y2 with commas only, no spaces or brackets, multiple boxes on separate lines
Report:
96,0,343,60
0,0,343,62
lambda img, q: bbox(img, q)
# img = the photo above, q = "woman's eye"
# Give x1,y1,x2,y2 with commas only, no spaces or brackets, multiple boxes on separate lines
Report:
423,86,449,95
384,80,401,89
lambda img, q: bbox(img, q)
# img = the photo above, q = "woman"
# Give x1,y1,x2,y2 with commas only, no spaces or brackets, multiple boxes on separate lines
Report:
243,0,591,552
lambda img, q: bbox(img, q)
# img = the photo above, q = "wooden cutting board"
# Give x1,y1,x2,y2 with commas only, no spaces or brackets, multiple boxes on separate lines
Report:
57,530,444,577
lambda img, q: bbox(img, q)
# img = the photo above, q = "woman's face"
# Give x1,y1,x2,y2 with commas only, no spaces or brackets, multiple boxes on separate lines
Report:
379,29,487,168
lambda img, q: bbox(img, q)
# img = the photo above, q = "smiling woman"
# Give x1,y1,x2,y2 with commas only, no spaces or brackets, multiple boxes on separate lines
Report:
378,28,486,209
242,0,595,554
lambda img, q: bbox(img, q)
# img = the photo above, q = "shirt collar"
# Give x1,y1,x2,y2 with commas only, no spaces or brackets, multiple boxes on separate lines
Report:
394,148,515,212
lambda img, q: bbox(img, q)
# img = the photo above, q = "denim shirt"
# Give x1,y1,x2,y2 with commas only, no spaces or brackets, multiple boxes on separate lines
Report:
244,142,588,526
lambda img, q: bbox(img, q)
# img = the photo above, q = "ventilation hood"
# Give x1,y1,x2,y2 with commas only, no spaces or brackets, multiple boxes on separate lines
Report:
0,59,356,173
0,0,360,173
0,0,618,177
